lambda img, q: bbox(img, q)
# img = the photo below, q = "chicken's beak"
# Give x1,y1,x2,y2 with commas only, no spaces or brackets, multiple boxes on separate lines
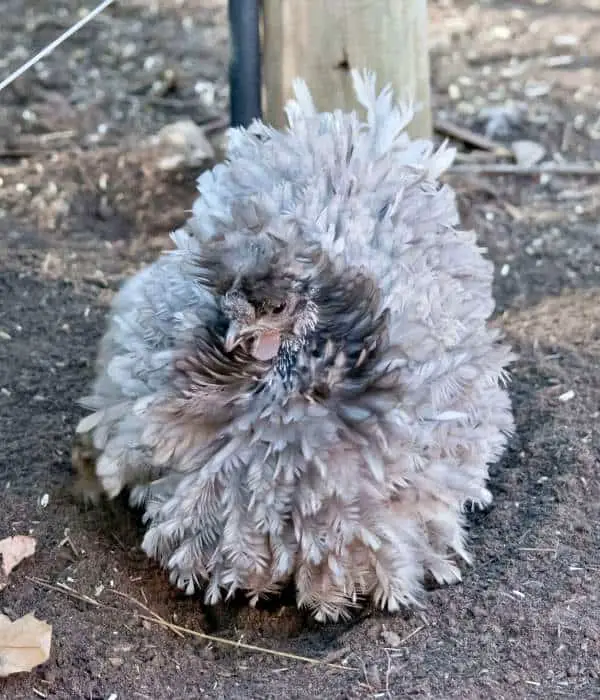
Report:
224,322,244,352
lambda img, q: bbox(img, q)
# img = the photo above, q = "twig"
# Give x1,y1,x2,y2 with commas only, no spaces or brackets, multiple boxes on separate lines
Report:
202,115,231,134
434,118,512,157
58,529,80,559
0,131,79,159
134,612,356,670
448,163,600,176
0,0,116,94
561,122,573,153
28,576,355,671
0,150,36,159
110,589,185,638
28,576,107,607
37,130,78,143
453,150,503,164
383,625,425,652
111,589,355,671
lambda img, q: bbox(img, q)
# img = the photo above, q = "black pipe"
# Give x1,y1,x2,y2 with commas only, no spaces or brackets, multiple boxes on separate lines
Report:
228,0,262,127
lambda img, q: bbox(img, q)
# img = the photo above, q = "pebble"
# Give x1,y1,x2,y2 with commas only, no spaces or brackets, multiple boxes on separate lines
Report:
512,140,546,167
470,605,488,618
448,84,461,101
553,34,579,48
381,629,402,647
545,55,574,68
504,671,521,685
150,120,215,171
524,81,552,99
491,26,512,41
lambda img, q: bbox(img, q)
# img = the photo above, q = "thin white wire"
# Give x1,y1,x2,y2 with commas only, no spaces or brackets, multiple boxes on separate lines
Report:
0,0,116,94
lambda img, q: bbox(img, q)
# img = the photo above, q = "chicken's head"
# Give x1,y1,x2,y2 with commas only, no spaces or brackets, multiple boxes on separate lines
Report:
220,279,318,363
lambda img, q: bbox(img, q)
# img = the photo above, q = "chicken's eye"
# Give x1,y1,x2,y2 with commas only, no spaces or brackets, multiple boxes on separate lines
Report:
272,301,286,314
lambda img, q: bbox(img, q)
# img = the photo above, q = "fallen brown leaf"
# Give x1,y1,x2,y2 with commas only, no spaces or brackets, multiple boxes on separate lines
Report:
0,536,37,590
0,613,52,676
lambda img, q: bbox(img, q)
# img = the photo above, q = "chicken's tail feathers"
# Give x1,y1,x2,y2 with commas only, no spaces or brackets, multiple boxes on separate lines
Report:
353,68,457,176
286,77,318,125
283,69,456,177
352,69,413,144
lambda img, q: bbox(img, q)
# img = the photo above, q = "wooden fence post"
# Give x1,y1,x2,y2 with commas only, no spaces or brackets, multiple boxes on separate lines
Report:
262,0,431,138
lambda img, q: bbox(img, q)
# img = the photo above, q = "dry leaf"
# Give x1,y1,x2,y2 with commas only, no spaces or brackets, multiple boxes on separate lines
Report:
0,613,52,676
0,536,37,591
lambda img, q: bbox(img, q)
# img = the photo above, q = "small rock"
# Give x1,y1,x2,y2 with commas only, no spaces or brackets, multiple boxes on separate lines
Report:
491,26,512,40
505,670,520,684
448,84,461,101
470,605,488,618
194,80,217,109
150,69,178,97
553,34,578,48
121,42,137,59
524,81,552,99
365,663,382,688
97,195,114,221
478,102,526,139
366,621,382,640
512,140,546,167
323,646,351,663
381,629,402,647
40,252,65,278
558,390,575,403
547,55,575,68
150,120,215,171
143,55,164,72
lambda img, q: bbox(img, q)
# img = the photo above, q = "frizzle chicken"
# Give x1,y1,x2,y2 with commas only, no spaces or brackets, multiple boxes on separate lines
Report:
74,71,514,621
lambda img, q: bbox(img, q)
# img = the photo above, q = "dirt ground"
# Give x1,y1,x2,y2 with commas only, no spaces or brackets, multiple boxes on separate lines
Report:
1,0,599,698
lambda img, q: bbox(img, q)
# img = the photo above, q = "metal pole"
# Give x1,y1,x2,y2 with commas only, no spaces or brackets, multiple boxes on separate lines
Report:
228,0,262,127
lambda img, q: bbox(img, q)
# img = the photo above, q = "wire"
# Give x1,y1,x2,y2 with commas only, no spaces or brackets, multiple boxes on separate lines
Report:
0,0,116,95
